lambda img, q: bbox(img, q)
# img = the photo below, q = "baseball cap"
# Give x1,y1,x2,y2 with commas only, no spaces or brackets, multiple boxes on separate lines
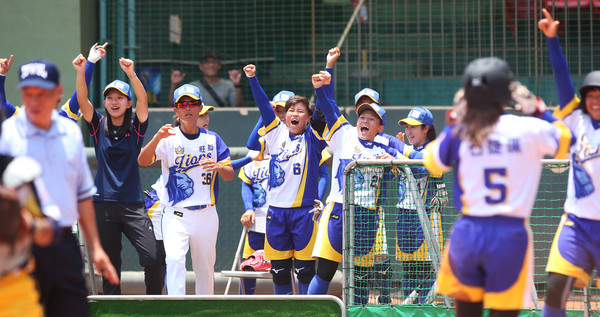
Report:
202,49,220,61
103,80,131,99
17,59,60,89
356,102,386,126
272,90,295,107
398,106,433,127
174,84,203,105
199,105,214,115
354,88,380,106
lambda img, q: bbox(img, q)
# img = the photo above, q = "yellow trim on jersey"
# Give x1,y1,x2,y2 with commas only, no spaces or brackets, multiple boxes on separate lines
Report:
147,200,161,219
61,101,80,120
294,219,318,261
210,170,217,205
553,95,580,120
265,235,294,260
323,116,349,141
552,120,572,159
292,150,310,207
319,149,331,166
259,117,281,136
13,106,20,115
238,168,252,184
546,214,590,288
219,158,232,166
258,138,267,160
437,241,485,303
150,154,156,164
403,147,413,158
423,142,445,177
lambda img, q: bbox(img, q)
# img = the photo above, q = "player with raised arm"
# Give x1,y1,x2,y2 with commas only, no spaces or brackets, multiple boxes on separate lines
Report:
0,43,107,121
538,10,600,317
138,84,233,295
74,53,160,295
243,64,327,295
308,69,402,304
424,57,572,317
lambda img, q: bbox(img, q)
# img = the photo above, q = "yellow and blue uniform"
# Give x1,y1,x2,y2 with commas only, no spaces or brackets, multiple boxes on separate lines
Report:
425,114,571,310
545,36,600,290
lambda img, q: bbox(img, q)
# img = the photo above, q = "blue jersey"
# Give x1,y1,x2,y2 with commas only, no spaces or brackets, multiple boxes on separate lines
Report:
86,110,148,203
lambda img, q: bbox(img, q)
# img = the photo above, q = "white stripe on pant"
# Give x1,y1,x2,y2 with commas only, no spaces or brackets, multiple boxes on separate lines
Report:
162,205,218,295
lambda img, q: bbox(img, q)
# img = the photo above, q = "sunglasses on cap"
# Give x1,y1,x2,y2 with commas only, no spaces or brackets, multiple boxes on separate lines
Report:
176,100,200,108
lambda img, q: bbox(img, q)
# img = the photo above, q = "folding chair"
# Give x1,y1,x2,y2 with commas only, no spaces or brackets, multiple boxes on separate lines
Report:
75,222,98,295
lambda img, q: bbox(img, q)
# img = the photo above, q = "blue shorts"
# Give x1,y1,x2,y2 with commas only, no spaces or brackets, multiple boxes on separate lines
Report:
264,206,317,261
437,215,532,310
243,231,266,259
396,208,443,262
546,213,600,288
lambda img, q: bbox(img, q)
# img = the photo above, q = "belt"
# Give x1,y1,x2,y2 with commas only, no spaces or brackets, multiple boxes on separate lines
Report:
187,204,210,210
63,227,74,234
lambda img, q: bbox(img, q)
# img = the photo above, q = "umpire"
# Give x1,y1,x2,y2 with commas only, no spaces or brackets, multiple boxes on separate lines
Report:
0,59,118,316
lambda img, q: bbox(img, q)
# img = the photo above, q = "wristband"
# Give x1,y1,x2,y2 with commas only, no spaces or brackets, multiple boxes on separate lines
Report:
129,74,137,79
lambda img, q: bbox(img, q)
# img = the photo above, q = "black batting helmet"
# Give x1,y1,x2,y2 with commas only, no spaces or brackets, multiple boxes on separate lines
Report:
579,70,600,114
463,57,513,110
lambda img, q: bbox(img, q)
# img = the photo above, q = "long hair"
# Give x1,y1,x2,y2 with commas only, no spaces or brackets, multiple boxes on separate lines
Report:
104,106,132,140
459,103,503,147
426,124,437,141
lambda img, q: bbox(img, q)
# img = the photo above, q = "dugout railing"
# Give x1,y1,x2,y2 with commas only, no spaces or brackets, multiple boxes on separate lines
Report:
342,159,598,316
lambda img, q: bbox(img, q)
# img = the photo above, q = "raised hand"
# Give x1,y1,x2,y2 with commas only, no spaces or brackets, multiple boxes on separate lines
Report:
396,131,405,142
156,124,176,140
243,64,256,78
88,42,108,63
538,8,560,38
171,70,186,85
0,55,13,76
228,69,242,85
319,70,332,85
72,54,87,73
119,58,135,77
326,47,341,68
312,74,325,89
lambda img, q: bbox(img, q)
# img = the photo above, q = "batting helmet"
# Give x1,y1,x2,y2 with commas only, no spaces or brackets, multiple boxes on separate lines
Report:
463,57,513,110
579,70,600,114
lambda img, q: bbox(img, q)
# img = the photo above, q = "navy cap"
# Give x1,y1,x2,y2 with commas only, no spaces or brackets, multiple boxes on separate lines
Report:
356,102,386,126
17,59,60,89
103,80,132,99
174,84,203,105
398,106,433,127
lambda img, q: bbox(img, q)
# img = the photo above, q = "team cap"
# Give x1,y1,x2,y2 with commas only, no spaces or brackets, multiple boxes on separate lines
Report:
103,80,131,99
174,84,203,105
398,106,433,127
272,90,295,107
199,105,214,115
354,88,380,106
356,102,386,126
17,59,60,89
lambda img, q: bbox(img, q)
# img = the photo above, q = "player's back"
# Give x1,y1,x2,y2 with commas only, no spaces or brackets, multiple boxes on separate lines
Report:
440,114,565,218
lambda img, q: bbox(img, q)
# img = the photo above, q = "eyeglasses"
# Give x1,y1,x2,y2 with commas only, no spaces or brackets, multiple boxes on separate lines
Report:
176,100,200,108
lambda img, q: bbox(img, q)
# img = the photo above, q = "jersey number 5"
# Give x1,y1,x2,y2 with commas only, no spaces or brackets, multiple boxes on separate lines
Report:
484,168,506,204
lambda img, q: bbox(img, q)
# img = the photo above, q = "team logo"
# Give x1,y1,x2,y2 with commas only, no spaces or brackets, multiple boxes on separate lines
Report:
166,166,194,205
175,146,185,154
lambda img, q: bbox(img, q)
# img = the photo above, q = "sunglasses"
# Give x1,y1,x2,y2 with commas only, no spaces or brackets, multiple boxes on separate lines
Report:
176,100,200,108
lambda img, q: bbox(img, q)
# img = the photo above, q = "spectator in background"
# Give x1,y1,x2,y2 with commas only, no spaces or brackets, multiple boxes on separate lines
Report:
169,50,244,107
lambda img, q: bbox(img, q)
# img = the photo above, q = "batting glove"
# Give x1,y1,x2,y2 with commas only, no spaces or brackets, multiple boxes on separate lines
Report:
429,183,449,213
87,45,104,63
309,199,324,221
511,82,547,115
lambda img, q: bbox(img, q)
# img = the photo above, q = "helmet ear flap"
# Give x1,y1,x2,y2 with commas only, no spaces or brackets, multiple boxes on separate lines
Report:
463,57,513,109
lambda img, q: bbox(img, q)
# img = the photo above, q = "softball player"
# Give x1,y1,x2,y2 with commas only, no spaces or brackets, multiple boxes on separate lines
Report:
73,54,160,295
424,57,572,317
138,84,233,295
539,10,600,317
0,43,107,121
309,70,402,305
243,64,328,295
396,106,446,304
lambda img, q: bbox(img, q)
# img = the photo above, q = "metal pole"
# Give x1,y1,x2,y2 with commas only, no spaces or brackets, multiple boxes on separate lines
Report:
224,227,247,295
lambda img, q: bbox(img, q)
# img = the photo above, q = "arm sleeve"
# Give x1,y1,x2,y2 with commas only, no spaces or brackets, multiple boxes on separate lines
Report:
315,86,341,130
548,37,577,109
248,76,276,125
241,181,255,211
0,75,17,118
246,117,264,150
318,162,329,201
231,156,253,170
323,67,341,117
59,61,95,121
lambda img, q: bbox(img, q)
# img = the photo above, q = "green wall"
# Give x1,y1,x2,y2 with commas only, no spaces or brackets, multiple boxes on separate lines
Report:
0,0,97,105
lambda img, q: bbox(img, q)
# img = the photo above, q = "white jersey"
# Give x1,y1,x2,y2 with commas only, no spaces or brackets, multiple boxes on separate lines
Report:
239,151,270,218
327,119,401,208
260,118,327,208
560,109,600,220
155,127,231,208
426,114,571,218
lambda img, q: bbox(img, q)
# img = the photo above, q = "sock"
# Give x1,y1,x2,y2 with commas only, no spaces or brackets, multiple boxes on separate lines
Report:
240,278,256,295
298,281,310,295
542,305,567,317
308,275,331,295
273,282,293,295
